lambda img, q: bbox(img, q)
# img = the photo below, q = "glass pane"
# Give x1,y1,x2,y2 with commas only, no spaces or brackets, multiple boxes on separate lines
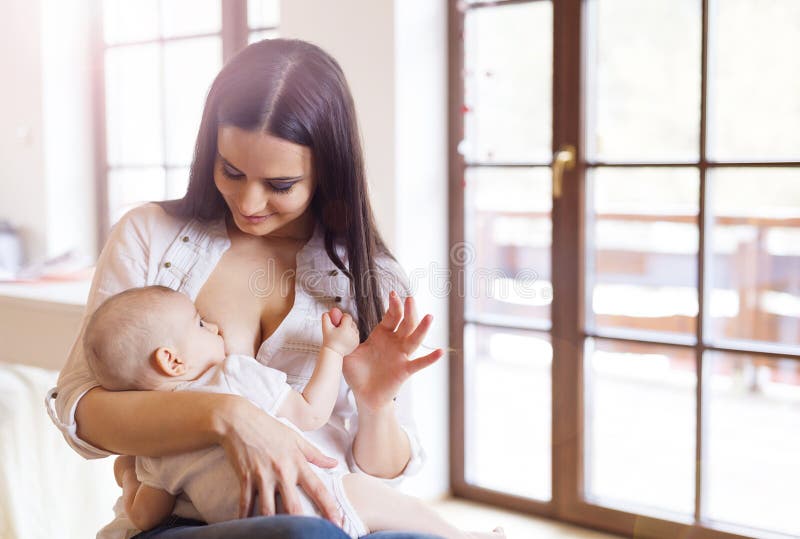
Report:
464,167,552,325
248,0,280,29
585,338,696,515
708,0,800,161
465,325,551,501
161,0,221,38
103,0,159,44
166,167,190,200
705,352,800,536
108,167,166,224
463,2,552,163
585,0,700,162
105,44,163,166
163,37,222,166
708,168,800,347
249,29,280,45
587,167,699,337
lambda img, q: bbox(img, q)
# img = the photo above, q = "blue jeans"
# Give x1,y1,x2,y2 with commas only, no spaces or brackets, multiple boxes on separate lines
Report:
132,515,442,539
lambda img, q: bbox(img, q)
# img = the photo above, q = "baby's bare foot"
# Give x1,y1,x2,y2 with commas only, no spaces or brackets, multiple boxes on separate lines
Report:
113,455,136,487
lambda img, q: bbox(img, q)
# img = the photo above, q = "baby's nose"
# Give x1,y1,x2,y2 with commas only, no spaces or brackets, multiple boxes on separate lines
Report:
206,321,219,335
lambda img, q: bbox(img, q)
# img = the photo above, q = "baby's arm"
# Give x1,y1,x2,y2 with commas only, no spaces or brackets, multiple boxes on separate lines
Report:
277,309,359,431
115,456,176,531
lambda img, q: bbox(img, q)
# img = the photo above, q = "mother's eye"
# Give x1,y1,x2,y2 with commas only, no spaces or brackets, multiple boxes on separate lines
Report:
222,164,244,179
268,182,296,194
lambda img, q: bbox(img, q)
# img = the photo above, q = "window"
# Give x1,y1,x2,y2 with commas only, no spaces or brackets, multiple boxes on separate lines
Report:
96,0,280,232
450,1,800,538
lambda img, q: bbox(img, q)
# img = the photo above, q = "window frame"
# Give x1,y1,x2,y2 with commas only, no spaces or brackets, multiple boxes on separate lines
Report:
90,0,276,246
449,1,800,538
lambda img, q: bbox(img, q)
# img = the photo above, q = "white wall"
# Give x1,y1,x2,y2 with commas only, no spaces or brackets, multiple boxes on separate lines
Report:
392,0,450,500
0,0,48,263
281,0,451,499
41,0,97,261
280,0,399,244
0,0,96,264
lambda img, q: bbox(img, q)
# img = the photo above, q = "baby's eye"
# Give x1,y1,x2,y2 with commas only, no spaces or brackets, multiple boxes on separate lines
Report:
199,319,205,328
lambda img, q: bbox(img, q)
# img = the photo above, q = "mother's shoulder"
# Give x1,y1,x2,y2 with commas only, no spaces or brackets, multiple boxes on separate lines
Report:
113,202,191,237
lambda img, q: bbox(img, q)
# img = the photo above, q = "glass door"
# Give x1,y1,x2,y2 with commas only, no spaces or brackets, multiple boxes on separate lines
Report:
451,1,800,537
450,0,556,512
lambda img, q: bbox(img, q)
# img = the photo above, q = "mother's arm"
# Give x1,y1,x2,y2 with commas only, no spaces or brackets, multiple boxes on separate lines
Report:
75,387,236,457
344,292,443,478
76,387,340,520
50,205,339,521
351,398,413,478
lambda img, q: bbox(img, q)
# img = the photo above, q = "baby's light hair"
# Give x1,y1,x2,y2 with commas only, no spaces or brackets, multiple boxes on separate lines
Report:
83,286,179,391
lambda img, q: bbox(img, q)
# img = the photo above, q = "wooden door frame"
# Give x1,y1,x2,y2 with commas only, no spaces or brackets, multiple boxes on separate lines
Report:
447,1,794,538
91,0,254,248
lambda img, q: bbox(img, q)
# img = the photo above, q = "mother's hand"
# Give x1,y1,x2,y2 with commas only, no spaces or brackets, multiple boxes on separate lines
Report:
218,397,342,524
342,291,443,412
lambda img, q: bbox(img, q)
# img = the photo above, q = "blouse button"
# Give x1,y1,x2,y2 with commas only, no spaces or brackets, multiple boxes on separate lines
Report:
164,262,172,268
334,296,342,303
328,269,338,276
182,236,190,242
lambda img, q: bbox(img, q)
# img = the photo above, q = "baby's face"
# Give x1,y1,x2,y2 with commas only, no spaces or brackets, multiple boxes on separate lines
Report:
163,293,226,377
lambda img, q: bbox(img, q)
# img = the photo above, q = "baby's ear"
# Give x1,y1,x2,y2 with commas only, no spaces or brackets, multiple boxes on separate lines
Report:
153,347,186,377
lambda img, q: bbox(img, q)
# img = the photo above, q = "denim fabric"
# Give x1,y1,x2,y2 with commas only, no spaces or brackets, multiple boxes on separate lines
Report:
131,515,443,539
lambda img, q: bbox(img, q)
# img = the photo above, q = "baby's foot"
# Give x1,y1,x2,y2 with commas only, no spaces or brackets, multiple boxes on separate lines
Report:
114,455,136,487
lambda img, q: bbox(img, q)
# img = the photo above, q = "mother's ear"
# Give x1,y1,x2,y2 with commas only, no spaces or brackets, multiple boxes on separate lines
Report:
153,347,187,377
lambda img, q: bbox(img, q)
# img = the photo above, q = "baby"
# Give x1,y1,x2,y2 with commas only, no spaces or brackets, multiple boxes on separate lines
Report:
84,285,503,539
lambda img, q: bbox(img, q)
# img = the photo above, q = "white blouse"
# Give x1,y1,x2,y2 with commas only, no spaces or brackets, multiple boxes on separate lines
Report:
45,202,423,476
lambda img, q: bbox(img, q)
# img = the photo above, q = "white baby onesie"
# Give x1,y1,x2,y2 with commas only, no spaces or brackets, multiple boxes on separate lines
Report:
135,354,368,538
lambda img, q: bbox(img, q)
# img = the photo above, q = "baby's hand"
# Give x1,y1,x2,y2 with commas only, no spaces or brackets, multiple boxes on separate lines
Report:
321,307,359,356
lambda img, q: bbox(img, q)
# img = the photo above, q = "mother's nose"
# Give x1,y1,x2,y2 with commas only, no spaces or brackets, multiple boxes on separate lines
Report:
236,179,268,215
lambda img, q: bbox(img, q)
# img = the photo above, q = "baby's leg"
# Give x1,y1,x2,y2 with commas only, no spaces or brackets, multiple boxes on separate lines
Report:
340,474,504,539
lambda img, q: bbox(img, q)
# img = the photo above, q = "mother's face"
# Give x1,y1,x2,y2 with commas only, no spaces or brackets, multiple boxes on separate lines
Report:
214,126,316,238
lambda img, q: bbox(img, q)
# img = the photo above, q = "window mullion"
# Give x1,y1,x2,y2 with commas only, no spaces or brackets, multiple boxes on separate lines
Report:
222,0,248,62
695,0,711,524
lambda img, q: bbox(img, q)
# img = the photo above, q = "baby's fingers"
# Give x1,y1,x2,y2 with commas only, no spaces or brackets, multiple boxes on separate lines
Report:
321,312,334,332
328,307,343,327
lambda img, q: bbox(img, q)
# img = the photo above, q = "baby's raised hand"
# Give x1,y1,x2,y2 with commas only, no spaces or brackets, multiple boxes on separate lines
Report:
321,307,360,356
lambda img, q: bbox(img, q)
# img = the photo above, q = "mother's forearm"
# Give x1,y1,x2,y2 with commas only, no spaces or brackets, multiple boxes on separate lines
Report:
75,387,241,456
352,403,411,478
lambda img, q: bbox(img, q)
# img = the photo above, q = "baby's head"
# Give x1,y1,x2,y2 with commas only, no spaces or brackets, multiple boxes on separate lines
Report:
83,286,225,391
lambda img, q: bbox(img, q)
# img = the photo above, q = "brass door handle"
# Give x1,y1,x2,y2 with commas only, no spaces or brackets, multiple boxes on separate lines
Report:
552,145,576,199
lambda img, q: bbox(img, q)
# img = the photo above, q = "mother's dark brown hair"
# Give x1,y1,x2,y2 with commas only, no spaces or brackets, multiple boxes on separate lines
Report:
162,38,394,340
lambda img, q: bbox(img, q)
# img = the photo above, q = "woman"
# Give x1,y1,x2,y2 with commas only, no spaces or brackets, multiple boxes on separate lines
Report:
46,39,442,538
